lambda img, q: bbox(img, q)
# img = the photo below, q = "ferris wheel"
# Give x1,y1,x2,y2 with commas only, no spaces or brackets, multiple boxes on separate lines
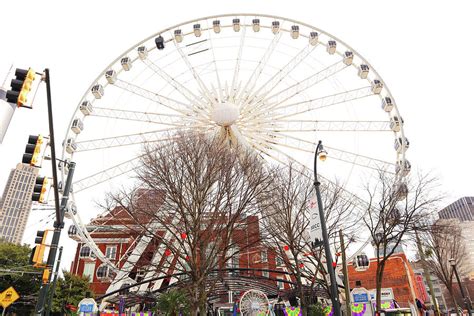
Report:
61,14,410,290
239,289,270,315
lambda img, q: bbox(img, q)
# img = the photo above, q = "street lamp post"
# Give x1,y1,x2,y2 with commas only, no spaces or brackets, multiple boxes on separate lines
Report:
449,258,472,316
314,140,341,316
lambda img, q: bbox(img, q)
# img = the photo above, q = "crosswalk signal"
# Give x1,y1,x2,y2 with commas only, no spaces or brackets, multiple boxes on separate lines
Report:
6,68,36,107
32,176,48,203
29,230,49,267
23,135,43,166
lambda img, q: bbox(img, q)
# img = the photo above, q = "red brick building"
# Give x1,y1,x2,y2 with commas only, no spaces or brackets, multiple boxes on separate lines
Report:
347,254,423,308
68,201,293,297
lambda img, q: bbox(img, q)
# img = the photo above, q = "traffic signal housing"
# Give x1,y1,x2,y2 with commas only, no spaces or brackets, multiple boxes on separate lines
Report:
32,176,49,203
22,135,44,166
6,68,36,107
29,230,49,268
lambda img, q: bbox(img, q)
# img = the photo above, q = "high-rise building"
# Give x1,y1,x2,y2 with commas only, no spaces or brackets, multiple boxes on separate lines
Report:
438,197,474,277
0,163,38,244
438,196,474,222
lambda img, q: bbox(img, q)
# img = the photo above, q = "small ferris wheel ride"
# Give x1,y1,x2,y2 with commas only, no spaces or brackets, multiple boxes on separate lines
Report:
62,14,410,296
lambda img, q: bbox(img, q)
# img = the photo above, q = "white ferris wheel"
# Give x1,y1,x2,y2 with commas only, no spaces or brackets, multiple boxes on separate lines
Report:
239,289,270,315
62,14,409,290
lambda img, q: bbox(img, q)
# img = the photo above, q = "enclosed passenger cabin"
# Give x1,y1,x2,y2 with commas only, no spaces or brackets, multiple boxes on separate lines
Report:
233,18,241,32
394,137,409,153
271,21,280,34
91,84,104,99
105,70,117,84
390,115,403,132
174,29,183,43
382,97,394,112
343,51,354,65
396,159,411,177
252,19,260,32
291,25,299,39
358,64,369,79
193,24,201,37
371,79,383,94
213,20,221,33
137,46,148,59
80,100,93,116
65,138,77,154
392,182,408,200
120,57,132,71
71,118,84,135
327,40,337,54
309,31,319,46
353,253,370,271
155,35,165,50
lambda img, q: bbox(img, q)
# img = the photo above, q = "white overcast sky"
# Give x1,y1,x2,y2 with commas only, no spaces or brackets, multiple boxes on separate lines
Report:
1,0,473,267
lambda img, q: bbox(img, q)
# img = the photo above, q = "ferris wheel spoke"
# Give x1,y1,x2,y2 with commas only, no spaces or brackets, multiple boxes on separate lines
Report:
141,58,209,116
112,79,195,116
173,39,216,108
205,21,224,102
73,154,145,193
75,129,184,152
247,60,349,115
239,120,391,132
272,132,395,172
245,137,369,209
242,43,317,110
248,86,374,122
230,23,247,101
92,107,200,126
236,32,283,105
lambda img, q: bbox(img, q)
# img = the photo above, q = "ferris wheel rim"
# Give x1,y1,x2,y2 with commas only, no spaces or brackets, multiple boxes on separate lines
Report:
61,13,409,278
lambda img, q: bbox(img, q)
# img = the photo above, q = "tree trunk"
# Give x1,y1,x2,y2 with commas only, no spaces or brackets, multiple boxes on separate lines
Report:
447,287,460,316
375,262,385,312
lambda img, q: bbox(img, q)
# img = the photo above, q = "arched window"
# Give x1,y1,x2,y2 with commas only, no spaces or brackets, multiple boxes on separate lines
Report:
96,264,115,280
79,246,91,258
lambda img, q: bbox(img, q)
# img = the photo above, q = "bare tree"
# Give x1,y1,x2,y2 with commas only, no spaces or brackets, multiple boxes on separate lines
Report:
103,132,275,315
260,164,360,314
421,219,467,312
363,171,441,310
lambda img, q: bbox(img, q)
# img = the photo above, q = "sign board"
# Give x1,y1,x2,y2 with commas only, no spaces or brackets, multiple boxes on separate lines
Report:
308,193,323,247
369,288,394,301
78,297,98,314
0,286,20,309
351,287,371,303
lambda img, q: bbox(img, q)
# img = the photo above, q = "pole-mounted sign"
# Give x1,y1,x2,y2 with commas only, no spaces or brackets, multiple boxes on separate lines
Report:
308,192,323,248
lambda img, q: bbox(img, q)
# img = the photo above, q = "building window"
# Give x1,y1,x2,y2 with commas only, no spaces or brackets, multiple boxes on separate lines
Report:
261,250,268,263
79,246,91,258
96,264,115,280
105,246,117,260
83,262,95,281
277,280,284,289
276,256,284,266
262,270,269,278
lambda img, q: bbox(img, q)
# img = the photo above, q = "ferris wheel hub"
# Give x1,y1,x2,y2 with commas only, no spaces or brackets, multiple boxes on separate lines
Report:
211,102,240,126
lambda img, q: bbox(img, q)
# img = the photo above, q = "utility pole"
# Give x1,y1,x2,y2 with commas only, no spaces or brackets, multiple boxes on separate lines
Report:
415,230,440,316
35,69,76,315
339,229,352,316
313,141,341,316
45,246,63,316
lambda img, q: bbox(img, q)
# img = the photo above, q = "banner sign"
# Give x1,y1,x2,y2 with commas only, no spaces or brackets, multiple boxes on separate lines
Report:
308,192,323,247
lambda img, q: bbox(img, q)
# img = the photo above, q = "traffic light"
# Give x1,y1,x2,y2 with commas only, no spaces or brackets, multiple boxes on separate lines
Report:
22,135,43,166
29,230,49,267
6,68,36,107
32,176,48,203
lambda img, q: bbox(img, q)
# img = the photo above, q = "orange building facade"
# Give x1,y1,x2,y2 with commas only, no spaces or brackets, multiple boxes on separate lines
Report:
347,253,423,308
